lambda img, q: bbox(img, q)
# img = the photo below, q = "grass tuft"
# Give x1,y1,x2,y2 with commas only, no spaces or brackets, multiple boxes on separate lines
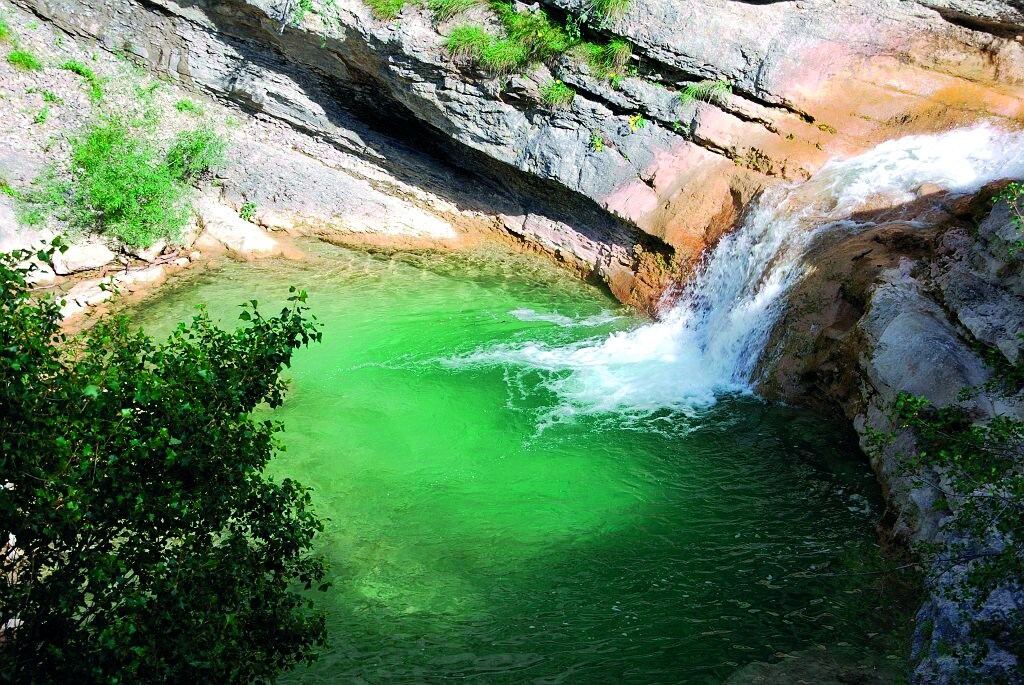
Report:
32,106,49,125
679,79,732,106
428,0,481,21
445,25,492,58
366,0,408,19
493,2,572,59
574,39,631,84
7,49,42,71
540,80,575,108
479,38,530,75
0,18,11,42
591,0,631,18
61,60,104,101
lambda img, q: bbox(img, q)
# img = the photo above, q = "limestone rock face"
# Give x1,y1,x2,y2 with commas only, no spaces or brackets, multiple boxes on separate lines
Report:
917,0,1024,30
11,0,1022,307
758,185,1024,684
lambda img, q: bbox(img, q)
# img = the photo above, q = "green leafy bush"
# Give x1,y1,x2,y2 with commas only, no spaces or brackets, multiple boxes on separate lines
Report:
997,181,1023,254
240,201,257,222
0,249,327,682
7,49,41,71
541,79,575,108
61,59,103,101
165,128,226,183
19,119,226,247
69,119,190,247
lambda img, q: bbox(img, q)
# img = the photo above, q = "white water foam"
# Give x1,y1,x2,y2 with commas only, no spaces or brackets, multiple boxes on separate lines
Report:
449,125,1024,417
508,308,623,327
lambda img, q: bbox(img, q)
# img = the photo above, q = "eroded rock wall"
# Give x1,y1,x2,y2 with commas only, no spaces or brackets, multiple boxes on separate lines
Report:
758,185,1024,683
11,0,1023,310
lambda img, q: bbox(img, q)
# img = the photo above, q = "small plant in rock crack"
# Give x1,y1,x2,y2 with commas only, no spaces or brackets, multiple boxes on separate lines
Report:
0,177,17,197
678,79,732,106
872,391,1024,672
591,0,632,19
590,131,606,152
628,113,646,133
540,80,575,108
240,201,258,222
996,181,1024,255
32,106,49,125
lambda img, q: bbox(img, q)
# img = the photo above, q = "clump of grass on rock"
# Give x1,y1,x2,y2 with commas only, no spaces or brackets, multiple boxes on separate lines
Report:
174,98,204,116
61,59,104,100
541,80,575,108
7,49,42,71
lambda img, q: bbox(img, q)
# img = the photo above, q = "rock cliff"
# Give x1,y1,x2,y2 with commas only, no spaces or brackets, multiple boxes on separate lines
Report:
758,181,1024,683
10,0,1024,309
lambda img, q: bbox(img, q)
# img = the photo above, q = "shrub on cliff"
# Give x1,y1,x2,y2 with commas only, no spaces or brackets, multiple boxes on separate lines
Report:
876,389,1024,673
0,247,327,682
18,119,226,248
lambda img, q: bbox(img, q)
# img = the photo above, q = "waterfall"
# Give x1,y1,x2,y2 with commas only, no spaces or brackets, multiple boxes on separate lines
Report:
449,125,1024,419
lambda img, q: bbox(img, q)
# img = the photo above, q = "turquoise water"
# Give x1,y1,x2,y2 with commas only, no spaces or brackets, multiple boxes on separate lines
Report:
132,241,904,683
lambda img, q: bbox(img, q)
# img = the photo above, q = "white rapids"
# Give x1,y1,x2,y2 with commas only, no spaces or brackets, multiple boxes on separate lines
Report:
448,125,1024,418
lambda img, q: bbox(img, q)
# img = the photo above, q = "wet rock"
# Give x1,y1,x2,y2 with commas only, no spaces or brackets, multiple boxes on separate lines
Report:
758,186,1024,685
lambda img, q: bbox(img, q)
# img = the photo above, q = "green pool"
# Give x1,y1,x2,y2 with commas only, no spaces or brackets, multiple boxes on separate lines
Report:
131,241,906,683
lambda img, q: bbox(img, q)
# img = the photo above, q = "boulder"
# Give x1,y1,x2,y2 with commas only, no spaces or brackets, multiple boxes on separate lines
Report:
66,277,114,307
52,241,115,275
195,199,282,258
127,239,167,263
113,265,166,291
